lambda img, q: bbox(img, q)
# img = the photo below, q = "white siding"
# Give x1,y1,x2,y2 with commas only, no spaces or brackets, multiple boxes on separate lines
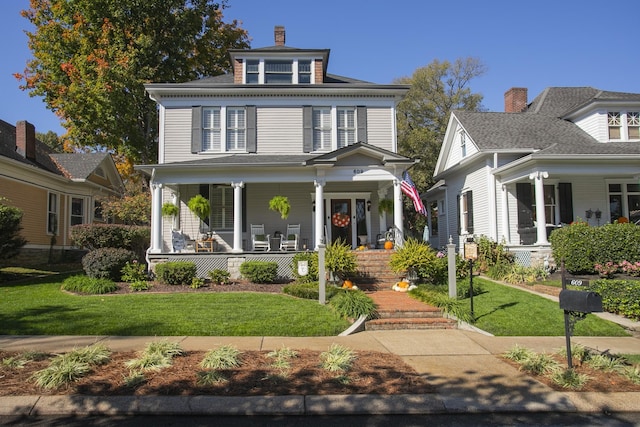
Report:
573,110,607,142
163,108,194,163
256,107,303,154
366,108,393,151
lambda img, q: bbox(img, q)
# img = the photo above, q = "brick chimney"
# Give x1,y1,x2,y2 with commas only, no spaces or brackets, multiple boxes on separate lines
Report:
504,87,528,113
274,25,285,46
16,120,36,161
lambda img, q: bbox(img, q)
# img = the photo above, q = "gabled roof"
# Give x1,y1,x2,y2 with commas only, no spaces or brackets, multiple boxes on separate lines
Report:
527,87,640,118
304,142,414,165
0,119,63,176
50,153,113,179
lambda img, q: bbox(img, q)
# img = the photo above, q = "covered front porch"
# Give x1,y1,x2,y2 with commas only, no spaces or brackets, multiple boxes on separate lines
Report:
138,143,416,258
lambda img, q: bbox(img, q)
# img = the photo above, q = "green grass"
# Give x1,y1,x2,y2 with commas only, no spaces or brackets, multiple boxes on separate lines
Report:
462,278,629,336
0,276,350,336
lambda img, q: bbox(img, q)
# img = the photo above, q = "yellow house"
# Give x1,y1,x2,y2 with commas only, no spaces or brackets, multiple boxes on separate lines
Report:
0,119,124,264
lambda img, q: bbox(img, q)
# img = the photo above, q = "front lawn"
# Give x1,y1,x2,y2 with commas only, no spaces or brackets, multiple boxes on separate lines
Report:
462,278,629,336
0,276,350,336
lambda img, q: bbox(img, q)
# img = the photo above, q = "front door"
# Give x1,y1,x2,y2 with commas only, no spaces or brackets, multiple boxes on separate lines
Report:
330,199,352,246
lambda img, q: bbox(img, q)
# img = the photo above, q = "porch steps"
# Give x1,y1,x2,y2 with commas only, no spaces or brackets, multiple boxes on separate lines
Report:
365,290,458,331
352,250,402,290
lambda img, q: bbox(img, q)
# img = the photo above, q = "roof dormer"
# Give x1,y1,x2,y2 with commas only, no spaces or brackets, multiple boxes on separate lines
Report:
230,26,329,85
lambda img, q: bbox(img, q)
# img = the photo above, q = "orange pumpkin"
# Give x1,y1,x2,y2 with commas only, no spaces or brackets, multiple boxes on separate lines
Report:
342,280,353,289
384,240,394,250
397,281,409,289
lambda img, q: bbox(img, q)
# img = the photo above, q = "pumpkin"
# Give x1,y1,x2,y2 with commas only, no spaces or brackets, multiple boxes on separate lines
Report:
384,240,394,250
342,280,353,289
397,281,409,289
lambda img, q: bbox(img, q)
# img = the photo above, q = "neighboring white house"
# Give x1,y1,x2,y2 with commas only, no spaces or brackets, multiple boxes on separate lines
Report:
424,87,640,266
137,26,414,258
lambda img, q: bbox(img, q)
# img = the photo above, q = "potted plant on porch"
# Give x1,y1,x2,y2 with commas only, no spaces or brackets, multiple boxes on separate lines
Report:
268,195,290,219
187,194,210,235
161,202,179,219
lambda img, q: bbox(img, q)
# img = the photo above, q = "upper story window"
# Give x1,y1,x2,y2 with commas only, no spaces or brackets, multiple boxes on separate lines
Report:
608,112,621,139
203,107,221,151
226,108,246,151
265,60,292,84
337,108,355,148
313,107,332,151
628,112,639,139
460,131,467,157
246,60,259,84
298,60,311,83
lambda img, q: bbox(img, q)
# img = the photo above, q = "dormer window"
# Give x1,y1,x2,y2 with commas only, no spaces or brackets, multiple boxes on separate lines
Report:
265,60,292,84
628,112,639,139
246,60,259,84
608,112,621,139
243,58,315,84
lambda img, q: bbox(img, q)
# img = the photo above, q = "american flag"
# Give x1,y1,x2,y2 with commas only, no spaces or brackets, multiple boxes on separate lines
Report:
400,171,427,216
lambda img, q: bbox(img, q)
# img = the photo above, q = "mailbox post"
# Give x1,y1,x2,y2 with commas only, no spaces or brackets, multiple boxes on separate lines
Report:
559,263,602,368
464,241,478,321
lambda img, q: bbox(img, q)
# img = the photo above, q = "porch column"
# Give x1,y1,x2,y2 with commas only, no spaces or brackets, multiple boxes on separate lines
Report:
150,182,163,253
501,185,510,243
393,179,404,247
529,171,549,245
231,181,244,253
314,180,325,249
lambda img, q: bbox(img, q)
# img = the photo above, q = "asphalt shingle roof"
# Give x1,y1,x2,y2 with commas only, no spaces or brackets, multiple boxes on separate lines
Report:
0,119,63,176
50,153,110,179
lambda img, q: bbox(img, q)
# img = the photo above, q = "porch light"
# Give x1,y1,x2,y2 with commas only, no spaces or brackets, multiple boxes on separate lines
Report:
312,201,315,212
585,209,593,219
366,200,371,211
594,209,602,220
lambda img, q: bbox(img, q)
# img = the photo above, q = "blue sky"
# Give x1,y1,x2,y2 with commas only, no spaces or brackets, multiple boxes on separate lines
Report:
1,0,639,136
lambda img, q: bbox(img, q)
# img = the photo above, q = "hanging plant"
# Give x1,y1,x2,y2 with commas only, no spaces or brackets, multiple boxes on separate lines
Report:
378,198,393,215
187,195,210,222
269,196,290,219
161,202,179,218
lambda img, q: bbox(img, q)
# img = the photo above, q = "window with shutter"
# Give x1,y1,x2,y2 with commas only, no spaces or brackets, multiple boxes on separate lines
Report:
516,183,534,228
313,107,331,151
337,108,355,148
226,108,246,151
202,108,221,151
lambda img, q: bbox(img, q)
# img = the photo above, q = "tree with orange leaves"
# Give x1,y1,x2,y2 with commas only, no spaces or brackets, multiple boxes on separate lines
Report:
16,0,249,166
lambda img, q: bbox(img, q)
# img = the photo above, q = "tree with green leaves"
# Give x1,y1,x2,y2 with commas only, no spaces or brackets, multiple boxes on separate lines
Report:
0,199,27,260
16,0,249,165
37,131,64,153
395,57,486,233
100,181,151,225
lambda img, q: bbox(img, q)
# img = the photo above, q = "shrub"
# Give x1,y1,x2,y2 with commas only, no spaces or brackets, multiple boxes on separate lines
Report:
61,275,118,294
71,224,150,253
121,260,147,282
587,279,640,320
290,252,319,283
390,238,446,285
155,261,197,286
0,200,27,260
82,248,136,281
283,282,342,300
129,281,151,292
325,238,357,280
329,289,377,319
549,222,596,274
208,269,231,285
476,235,514,272
239,260,278,283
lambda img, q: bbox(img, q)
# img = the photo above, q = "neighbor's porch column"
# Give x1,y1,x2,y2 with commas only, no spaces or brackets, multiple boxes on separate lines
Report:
150,182,163,253
393,179,404,247
501,184,510,243
529,171,549,245
232,181,244,253
314,180,325,249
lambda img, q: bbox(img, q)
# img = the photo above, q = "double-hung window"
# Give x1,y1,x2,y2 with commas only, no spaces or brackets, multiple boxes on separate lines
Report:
460,191,473,234
226,108,246,151
265,60,292,84
313,107,331,151
203,108,221,151
298,60,311,83
246,59,259,84
337,108,355,148
70,197,85,226
47,192,58,234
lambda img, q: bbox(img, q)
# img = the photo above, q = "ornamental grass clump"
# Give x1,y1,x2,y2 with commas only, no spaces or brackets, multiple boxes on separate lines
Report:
329,289,377,320
551,368,591,390
125,340,184,372
61,275,118,294
320,344,356,372
31,344,111,389
200,345,242,370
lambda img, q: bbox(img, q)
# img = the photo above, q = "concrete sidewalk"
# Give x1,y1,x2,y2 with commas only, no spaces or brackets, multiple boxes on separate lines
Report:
1,329,640,417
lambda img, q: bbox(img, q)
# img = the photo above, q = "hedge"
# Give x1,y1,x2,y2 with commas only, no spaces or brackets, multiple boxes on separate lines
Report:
71,224,150,259
587,279,640,320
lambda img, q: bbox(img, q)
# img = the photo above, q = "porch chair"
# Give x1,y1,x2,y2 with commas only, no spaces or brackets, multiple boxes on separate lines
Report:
280,224,300,251
171,230,194,253
250,224,270,251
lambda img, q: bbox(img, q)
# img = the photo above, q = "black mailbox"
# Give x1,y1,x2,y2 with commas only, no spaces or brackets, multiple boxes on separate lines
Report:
559,289,603,313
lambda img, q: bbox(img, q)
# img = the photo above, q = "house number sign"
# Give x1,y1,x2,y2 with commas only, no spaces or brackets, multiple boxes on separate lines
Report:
353,169,364,175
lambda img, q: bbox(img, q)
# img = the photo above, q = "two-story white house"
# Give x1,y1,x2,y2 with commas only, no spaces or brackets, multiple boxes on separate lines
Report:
424,87,640,266
137,27,414,274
